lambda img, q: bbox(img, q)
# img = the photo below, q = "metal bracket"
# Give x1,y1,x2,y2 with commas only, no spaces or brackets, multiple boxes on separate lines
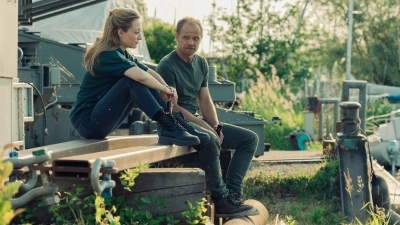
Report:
90,158,116,198
4,152,50,193
10,184,58,208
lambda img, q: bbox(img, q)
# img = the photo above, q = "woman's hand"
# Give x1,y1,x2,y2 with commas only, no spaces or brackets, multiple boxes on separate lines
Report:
160,86,177,101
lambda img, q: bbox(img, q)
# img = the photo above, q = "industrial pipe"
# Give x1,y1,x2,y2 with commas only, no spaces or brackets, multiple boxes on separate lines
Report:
341,80,367,131
223,199,268,225
337,102,373,223
318,98,340,140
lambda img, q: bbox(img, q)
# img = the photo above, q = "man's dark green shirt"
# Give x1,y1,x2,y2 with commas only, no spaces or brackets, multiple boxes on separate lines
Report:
156,50,208,115
70,48,148,128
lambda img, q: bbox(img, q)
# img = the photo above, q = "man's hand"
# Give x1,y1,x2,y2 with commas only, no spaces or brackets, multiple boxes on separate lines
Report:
211,124,224,145
216,130,224,145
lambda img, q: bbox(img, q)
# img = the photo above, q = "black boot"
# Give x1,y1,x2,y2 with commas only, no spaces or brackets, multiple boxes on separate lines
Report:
173,112,210,142
157,113,200,146
228,192,245,205
213,194,260,218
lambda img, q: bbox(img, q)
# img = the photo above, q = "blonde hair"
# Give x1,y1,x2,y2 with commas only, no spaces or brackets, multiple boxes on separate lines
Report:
84,8,141,75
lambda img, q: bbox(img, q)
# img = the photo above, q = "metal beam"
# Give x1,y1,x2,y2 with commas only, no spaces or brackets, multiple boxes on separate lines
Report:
341,80,367,131
2,135,159,164
50,144,195,179
18,0,106,25
318,98,340,140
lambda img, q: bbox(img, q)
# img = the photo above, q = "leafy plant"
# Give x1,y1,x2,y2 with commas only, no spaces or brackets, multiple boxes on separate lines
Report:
47,187,95,224
94,193,120,225
181,198,209,225
44,164,186,225
0,144,25,225
119,162,149,191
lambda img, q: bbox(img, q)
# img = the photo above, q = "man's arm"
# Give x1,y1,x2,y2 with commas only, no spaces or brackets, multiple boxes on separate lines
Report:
171,99,211,130
197,87,219,130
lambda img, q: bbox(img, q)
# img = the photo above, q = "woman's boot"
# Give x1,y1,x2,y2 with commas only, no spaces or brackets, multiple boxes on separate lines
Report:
173,112,209,142
157,113,200,146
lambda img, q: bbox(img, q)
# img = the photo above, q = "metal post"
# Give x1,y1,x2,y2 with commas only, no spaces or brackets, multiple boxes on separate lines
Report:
341,80,367,131
337,102,373,223
346,0,354,80
318,99,340,140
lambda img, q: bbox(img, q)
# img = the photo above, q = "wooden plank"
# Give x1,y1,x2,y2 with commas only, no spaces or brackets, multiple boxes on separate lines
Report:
49,168,205,193
12,168,207,224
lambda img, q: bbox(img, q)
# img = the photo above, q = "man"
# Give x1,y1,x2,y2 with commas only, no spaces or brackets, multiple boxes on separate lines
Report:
156,17,260,218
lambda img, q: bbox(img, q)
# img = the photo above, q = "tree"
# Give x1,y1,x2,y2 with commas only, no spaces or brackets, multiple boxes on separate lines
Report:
304,0,400,87
143,19,176,63
207,0,313,93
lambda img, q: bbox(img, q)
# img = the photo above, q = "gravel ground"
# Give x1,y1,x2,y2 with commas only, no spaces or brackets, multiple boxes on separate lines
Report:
247,161,325,178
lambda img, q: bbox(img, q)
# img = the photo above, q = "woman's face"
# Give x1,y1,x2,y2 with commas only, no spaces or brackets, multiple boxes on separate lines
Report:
118,19,142,50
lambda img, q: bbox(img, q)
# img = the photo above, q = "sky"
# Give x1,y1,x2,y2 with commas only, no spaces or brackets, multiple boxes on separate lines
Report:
144,0,236,53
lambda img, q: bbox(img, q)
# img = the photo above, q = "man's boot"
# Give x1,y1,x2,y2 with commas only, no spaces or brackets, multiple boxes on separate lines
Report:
157,113,200,146
228,192,245,205
213,194,260,218
173,112,210,142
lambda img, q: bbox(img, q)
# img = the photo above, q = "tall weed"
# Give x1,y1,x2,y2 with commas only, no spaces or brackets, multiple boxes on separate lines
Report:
239,67,303,150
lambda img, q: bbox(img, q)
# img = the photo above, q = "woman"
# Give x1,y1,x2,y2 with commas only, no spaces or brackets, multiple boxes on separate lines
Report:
70,8,207,146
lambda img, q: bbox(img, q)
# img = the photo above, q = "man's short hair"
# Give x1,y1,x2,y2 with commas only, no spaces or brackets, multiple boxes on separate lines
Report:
176,17,203,37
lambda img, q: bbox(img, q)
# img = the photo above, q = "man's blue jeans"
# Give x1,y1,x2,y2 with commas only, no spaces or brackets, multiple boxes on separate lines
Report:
189,122,259,199
77,77,166,139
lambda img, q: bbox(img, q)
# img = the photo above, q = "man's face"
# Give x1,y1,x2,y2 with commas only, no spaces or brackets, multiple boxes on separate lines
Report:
175,22,202,57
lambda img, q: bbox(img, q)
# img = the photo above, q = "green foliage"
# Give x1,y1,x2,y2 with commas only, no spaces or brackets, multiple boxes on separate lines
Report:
0,144,24,225
239,67,303,150
367,99,395,120
31,164,208,225
119,162,149,191
305,141,323,150
46,188,176,225
143,19,176,63
244,159,342,224
181,199,209,225
207,0,312,93
365,99,400,135
206,0,400,100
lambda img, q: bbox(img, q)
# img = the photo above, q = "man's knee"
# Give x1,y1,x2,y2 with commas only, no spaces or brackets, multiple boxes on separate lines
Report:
194,134,220,151
247,129,259,147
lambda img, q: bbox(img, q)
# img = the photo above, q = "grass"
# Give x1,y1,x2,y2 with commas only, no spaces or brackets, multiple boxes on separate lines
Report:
244,158,343,224
238,67,305,150
243,156,395,225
